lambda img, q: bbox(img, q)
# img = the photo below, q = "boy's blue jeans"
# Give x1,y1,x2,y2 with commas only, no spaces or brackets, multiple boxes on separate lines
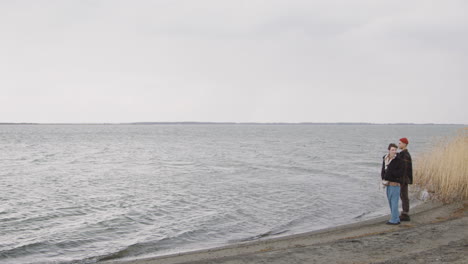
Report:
386,185,401,223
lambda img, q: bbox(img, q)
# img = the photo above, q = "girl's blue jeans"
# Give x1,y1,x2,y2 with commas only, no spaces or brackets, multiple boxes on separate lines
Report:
386,185,401,223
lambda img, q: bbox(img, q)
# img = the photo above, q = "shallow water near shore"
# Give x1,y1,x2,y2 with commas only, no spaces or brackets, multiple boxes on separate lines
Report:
0,124,462,263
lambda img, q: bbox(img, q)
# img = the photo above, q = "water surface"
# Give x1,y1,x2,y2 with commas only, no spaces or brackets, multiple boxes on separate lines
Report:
0,124,461,263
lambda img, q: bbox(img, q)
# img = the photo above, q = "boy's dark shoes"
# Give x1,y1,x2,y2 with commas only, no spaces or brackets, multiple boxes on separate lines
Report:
400,214,411,221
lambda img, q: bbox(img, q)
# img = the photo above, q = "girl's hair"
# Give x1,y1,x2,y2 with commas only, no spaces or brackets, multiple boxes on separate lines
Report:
388,143,398,150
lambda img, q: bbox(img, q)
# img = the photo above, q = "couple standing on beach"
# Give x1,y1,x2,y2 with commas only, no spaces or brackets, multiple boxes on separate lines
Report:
381,138,413,225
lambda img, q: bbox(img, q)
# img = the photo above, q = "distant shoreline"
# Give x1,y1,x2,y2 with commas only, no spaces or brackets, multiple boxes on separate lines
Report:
0,122,466,126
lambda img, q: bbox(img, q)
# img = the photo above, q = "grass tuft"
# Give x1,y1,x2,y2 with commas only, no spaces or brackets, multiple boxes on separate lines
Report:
414,128,468,203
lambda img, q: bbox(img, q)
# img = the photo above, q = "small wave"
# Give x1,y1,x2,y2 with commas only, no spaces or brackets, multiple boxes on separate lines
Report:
231,214,319,243
0,237,99,260
97,239,167,262
355,161,380,167
237,230,290,242
161,161,196,167
353,211,371,219
0,216,22,222
0,241,46,259
98,228,211,262
245,163,324,175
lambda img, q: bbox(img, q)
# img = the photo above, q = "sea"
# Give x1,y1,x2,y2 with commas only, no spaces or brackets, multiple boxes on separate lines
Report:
0,124,463,263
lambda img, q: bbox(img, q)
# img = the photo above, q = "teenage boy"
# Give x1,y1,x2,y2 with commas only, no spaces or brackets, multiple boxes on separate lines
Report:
398,137,413,221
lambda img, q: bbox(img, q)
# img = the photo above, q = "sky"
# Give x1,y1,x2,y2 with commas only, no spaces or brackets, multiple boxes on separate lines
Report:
1,0,467,124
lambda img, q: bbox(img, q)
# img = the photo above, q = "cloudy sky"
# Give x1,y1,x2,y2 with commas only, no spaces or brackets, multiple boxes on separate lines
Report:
1,0,467,124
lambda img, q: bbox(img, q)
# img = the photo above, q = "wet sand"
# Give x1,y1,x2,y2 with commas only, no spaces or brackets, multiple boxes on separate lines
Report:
104,201,467,264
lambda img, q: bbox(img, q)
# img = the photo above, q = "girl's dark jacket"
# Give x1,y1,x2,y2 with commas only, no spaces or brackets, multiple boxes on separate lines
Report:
381,155,403,184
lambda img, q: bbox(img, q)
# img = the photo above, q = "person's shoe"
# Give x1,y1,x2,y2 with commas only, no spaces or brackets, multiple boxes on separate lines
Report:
386,221,400,225
400,214,411,221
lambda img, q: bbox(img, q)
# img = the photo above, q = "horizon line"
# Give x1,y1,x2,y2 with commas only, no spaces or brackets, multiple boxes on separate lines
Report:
0,121,466,126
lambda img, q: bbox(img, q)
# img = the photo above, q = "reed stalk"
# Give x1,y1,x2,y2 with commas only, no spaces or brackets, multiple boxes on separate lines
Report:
414,128,468,203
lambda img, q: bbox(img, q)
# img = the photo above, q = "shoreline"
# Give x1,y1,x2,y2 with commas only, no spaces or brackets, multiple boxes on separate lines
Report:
103,201,467,264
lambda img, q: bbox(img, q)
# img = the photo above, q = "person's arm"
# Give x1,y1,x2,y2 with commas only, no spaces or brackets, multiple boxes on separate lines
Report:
408,153,413,184
395,157,404,183
381,158,385,180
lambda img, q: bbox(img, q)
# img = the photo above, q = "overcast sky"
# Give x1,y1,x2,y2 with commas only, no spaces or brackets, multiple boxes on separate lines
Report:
1,0,467,124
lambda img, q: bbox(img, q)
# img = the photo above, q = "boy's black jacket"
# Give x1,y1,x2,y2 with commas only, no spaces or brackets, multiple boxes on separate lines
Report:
398,149,413,184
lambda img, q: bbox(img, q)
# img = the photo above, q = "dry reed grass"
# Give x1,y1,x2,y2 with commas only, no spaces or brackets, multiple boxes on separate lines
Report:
414,128,468,203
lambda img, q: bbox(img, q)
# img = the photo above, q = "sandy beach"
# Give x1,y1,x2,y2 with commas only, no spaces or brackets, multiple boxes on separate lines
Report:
103,201,467,264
